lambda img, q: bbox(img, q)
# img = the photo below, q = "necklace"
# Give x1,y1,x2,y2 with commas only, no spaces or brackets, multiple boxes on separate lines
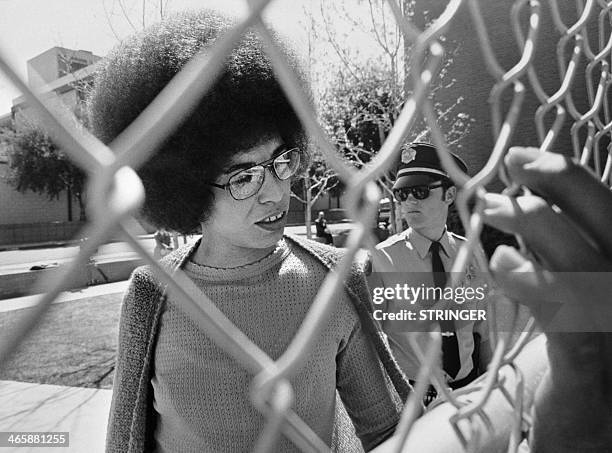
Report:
190,240,282,270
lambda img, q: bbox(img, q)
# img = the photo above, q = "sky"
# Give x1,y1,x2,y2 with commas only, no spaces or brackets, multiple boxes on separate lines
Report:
0,0,315,115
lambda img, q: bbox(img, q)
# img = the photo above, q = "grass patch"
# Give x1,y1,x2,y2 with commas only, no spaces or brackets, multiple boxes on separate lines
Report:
0,294,123,389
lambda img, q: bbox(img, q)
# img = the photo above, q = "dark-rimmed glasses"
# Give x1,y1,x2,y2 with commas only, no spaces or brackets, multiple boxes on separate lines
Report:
394,183,444,201
208,148,301,200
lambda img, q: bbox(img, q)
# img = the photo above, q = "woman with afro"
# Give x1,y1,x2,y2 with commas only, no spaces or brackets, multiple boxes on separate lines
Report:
90,9,409,453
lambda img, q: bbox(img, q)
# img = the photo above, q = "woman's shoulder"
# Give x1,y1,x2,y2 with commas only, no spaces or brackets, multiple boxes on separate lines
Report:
158,239,200,269
128,264,159,285
284,233,343,264
286,232,364,267
124,265,165,306
284,233,370,290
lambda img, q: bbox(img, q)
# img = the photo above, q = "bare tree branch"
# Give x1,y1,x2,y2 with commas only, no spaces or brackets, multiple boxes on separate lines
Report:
319,1,361,80
118,0,138,32
102,0,122,41
290,191,307,204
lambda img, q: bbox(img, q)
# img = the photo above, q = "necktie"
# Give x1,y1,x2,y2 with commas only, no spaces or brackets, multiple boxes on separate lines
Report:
430,241,461,379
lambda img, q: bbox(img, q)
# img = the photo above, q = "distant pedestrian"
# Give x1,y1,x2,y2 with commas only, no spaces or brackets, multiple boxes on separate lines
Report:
153,229,173,259
374,221,390,243
314,211,333,244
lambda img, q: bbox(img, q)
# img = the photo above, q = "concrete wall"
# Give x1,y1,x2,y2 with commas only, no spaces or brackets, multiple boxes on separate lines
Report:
0,222,85,248
0,163,71,225
27,48,61,88
26,47,100,87
13,90,80,130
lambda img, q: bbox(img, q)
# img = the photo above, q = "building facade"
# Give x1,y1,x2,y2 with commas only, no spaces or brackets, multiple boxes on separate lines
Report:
0,47,100,246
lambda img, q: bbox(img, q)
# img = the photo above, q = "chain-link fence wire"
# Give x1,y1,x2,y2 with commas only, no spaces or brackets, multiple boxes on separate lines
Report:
1,0,611,451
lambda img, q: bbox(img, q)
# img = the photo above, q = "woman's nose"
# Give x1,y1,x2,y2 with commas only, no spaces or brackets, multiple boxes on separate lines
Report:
257,167,286,203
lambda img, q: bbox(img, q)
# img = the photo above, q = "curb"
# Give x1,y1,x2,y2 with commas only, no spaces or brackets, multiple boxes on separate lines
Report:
0,257,143,300
0,235,155,252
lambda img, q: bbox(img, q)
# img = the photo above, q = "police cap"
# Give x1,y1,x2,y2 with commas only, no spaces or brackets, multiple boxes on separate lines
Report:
392,142,468,190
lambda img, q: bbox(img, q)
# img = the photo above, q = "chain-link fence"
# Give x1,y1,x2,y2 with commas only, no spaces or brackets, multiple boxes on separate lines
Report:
1,0,611,451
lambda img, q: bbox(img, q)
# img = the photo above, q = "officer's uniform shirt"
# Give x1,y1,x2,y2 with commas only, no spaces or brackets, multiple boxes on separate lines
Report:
369,227,491,384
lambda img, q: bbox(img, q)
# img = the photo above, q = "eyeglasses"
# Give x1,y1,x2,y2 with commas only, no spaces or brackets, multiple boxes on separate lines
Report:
394,183,444,201
208,148,301,200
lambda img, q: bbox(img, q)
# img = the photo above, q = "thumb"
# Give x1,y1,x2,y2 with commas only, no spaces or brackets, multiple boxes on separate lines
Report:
489,245,553,310
489,245,531,272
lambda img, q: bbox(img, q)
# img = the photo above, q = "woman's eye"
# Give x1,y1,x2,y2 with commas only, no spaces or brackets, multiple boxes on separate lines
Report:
234,175,250,185
232,171,256,186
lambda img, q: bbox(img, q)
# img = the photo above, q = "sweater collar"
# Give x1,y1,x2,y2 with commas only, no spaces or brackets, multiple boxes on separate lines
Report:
183,239,291,281
159,233,339,275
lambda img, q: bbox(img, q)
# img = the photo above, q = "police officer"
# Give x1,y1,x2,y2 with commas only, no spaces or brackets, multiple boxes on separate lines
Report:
369,142,492,396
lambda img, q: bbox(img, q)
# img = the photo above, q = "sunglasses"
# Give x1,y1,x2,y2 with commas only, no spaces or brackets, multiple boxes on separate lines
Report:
208,148,301,200
394,183,444,201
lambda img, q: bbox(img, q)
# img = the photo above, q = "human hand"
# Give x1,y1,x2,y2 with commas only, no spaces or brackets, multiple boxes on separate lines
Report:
482,147,612,451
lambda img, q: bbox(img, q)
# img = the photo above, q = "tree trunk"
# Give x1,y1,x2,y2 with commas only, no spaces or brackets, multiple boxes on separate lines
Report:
389,197,398,235
66,186,73,222
402,0,412,96
305,178,313,239
77,194,87,221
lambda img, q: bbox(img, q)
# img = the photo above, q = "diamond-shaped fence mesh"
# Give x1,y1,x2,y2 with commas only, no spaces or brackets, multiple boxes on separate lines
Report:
1,0,610,451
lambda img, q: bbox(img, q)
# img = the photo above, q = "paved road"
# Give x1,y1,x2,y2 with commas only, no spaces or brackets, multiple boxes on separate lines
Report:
0,234,174,268
0,238,155,269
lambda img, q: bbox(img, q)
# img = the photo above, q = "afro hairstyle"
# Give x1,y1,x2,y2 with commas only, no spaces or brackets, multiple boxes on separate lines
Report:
88,9,310,234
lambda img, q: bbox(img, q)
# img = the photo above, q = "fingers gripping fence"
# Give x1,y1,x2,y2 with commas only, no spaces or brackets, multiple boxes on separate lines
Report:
1,0,611,451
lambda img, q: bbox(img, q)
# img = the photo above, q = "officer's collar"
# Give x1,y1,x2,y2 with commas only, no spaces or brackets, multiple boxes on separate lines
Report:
406,227,451,259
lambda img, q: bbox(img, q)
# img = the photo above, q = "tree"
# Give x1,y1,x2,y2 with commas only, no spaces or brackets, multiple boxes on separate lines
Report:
317,66,403,231
291,147,341,239
3,119,87,222
305,0,473,233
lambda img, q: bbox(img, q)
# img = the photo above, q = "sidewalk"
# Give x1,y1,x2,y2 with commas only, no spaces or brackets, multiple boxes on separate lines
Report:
0,281,125,452
0,380,111,453
0,281,128,313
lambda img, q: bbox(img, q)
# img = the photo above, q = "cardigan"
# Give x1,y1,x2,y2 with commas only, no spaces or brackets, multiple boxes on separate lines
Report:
105,233,412,452
153,238,399,451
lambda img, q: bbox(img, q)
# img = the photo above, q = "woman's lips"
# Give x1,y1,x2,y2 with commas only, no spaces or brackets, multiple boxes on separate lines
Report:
255,211,287,231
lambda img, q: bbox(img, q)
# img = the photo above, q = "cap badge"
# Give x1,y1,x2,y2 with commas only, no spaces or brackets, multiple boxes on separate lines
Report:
401,146,417,164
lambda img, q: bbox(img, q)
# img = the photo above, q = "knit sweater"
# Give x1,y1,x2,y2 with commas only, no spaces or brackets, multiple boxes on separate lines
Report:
105,234,412,453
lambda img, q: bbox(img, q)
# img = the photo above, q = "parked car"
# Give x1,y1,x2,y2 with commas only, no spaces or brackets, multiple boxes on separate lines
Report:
378,198,391,224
